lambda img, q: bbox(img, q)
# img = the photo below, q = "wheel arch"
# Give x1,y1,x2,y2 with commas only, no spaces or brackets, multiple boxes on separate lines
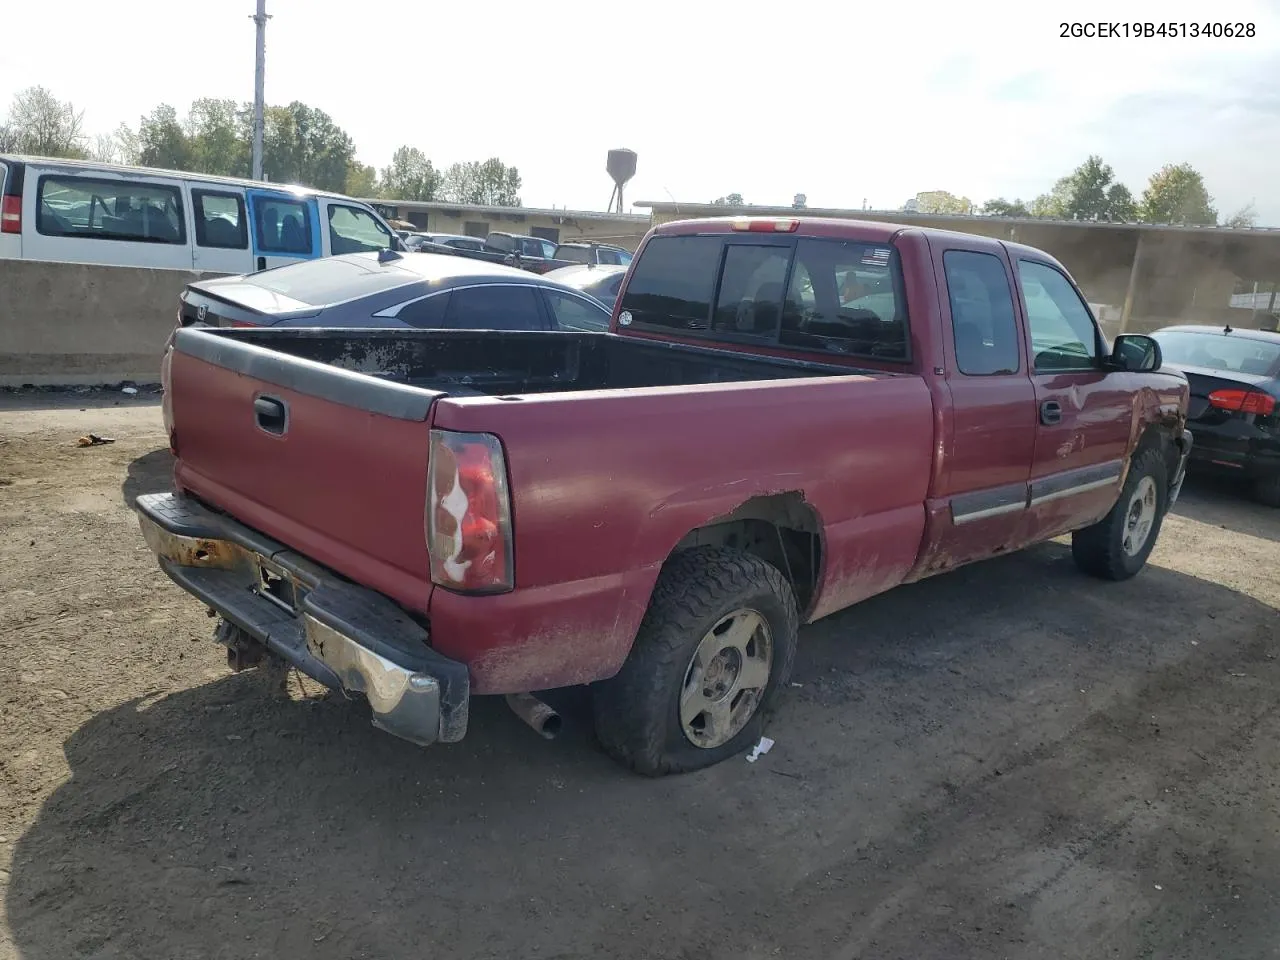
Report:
665,492,824,618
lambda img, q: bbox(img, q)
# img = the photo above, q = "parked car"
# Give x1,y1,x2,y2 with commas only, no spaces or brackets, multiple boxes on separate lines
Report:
403,232,488,254
543,263,628,308
550,241,633,268
0,154,402,272
136,216,1190,776
176,250,613,332
1150,324,1280,504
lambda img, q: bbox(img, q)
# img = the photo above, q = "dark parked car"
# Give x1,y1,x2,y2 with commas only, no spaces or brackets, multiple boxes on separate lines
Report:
403,232,489,254
1151,324,1280,504
543,263,628,308
551,242,633,267
176,250,613,333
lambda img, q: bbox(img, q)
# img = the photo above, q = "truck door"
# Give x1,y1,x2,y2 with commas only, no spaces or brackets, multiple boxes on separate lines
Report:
1015,257,1133,540
915,242,1037,575
246,189,319,271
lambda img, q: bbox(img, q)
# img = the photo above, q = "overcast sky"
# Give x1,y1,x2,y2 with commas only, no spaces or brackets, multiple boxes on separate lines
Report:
4,0,1279,222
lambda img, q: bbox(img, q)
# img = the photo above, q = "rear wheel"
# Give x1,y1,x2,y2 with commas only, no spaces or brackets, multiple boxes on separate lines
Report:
592,547,798,776
1252,475,1280,508
1071,446,1168,581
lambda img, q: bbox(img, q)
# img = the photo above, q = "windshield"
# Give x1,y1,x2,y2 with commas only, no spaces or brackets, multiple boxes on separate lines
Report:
555,246,593,264
1152,330,1280,377
327,204,395,254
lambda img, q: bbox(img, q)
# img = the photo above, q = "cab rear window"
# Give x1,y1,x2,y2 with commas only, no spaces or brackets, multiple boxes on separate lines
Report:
618,235,910,362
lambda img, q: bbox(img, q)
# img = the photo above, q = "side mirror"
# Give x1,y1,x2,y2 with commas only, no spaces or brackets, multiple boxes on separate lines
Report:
1108,334,1162,372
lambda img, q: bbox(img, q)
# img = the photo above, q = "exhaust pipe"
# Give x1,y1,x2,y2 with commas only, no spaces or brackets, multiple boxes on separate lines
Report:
506,693,562,739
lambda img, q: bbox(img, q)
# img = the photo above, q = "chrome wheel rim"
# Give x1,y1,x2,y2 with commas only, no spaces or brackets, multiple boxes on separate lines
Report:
680,608,773,749
1123,476,1158,557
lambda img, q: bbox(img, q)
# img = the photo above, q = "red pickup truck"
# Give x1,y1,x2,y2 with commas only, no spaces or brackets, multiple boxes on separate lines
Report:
136,216,1191,775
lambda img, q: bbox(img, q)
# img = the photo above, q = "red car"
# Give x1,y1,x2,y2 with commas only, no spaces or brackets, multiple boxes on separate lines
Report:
136,216,1191,775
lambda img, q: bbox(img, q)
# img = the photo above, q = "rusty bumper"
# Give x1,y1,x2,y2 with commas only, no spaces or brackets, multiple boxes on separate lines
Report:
134,492,469,745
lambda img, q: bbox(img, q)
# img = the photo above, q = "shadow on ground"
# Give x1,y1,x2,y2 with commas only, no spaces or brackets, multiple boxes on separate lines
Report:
1172,472,1280,544
122,448,174,508
8,544,1280,960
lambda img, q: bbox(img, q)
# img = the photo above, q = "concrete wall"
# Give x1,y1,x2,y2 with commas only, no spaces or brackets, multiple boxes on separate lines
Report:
0,260,223,387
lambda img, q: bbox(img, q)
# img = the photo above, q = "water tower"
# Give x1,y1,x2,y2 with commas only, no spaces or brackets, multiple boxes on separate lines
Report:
606,149,637,214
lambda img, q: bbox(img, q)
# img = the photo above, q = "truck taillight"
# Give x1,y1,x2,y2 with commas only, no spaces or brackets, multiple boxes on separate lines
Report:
427,430,513,593
1,195,20,234
1208,388,1276,416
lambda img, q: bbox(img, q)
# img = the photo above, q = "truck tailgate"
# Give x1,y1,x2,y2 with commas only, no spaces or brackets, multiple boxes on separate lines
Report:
166,329,443,613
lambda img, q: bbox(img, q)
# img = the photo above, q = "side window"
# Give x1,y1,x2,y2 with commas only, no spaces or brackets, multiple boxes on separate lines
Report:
328,204,393,254
36,175,185,244
545,289,609,332
942,251,1021,376
780,239,910,361
713,244,790,337
598,248,622,266
397,292,452,328
255,197,311,254
1018,260,1099,371
193,190,247,249
445,284,546,330
617,250,632,266
617,235,722,331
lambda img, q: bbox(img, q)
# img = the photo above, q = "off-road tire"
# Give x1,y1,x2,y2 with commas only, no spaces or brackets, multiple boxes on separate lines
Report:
1252,475,1280,508
592,547,799,776
1071,446,1168,581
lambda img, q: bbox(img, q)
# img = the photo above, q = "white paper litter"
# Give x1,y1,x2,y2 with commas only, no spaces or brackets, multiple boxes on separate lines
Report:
746,736,775,763
121,386,139,395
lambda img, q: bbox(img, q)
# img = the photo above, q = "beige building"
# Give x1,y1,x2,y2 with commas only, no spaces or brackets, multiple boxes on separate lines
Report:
637,201,1280,337
365,199,650,252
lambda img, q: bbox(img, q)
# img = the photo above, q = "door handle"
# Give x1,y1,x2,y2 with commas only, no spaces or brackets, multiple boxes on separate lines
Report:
1040,400,1062,426
254,395,288,436
256,256,266,271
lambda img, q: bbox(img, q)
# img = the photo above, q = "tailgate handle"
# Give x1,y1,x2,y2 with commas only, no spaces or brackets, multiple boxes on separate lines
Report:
254,396,288,436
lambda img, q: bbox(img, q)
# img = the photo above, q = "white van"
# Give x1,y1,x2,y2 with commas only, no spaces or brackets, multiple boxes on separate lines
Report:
0,154,400,273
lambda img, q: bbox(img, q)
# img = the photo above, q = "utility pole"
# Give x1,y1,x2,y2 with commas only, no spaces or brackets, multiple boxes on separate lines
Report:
251,0,271,181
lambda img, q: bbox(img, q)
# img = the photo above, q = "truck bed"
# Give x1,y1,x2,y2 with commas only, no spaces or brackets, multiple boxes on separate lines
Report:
194,327,867,397
165,326,934,692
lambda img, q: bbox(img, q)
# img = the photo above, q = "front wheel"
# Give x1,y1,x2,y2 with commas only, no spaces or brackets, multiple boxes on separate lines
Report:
1071,446,1169,581
592,547,798,776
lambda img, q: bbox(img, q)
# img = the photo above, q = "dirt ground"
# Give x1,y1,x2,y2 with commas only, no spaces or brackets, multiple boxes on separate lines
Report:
2,391,1280,960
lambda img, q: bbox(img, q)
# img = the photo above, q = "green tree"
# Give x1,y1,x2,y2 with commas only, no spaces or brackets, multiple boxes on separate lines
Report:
185,98,248,177
2,86,87,157
1046,155,1137,221
137,104,192,170
713,193,746,205
439,158,521,205
1140,163,1217,224
345,161,378,197
982,197,1030,217
247,102,356,191
379,146,440,200
1030,176,1070,218
1225,203,1258,229
915,190,973,215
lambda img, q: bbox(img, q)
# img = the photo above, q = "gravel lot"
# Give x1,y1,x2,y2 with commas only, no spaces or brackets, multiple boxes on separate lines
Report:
2,391,1279,960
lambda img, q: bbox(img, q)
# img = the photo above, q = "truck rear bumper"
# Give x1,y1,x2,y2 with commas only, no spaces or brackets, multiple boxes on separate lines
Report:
134,492,469,746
